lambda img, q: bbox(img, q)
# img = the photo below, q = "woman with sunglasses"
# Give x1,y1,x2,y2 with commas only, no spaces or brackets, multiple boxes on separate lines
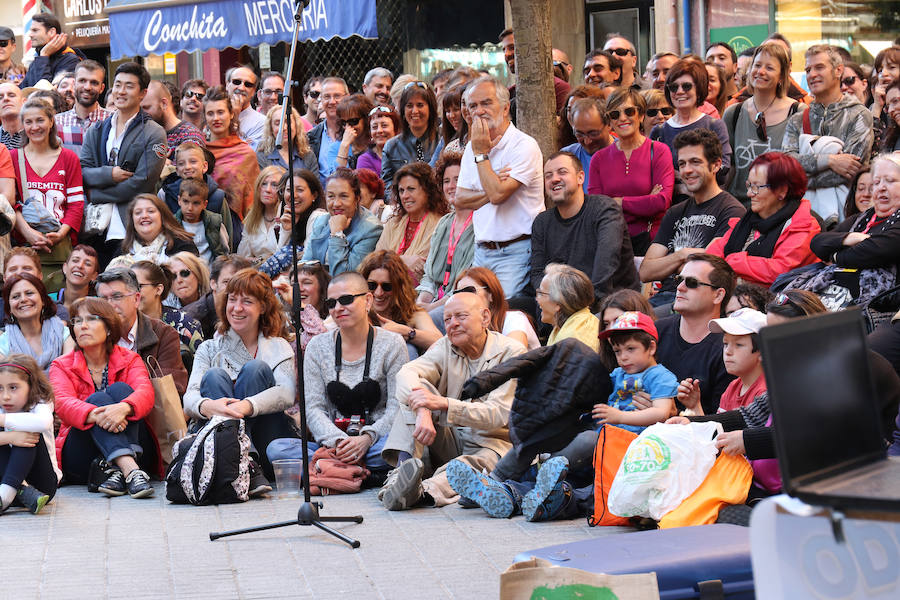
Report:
707,152,819,287
238,166,286,262
452,267,539,350
376,162,448,284
640,89,674,136
357,105,400,179
381,82,443,198
131,260,204,360
723,42,804,207
204,86,260,219
588,88,674,255
303,167,383,276
333,94,374,170
267,271,407,478
255,106,317,173
119,194,198,265
841,62,873,107
166,251,210,310
184,268,300,485
360,250,441,359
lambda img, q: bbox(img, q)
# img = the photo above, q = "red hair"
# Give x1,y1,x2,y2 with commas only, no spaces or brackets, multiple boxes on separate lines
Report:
750,152,808,202
356,168,385,200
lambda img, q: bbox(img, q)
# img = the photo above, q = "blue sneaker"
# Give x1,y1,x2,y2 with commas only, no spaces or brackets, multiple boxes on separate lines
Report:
522,456,571,522
446,459,515,518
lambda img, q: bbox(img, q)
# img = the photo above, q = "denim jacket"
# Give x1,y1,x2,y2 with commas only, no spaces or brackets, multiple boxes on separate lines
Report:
303,206,383,275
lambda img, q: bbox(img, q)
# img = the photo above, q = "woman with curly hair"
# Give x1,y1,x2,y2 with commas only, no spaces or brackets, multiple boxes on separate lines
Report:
359,250,442,358
256,106,317,172
376,162,448,283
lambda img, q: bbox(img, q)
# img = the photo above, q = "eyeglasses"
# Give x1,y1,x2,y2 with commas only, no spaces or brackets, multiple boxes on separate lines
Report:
230,78,256,89
841,76,858,87
325,292,367,310
138,283,158,289
607,106,638,121
553,60,570,69
368,281,392,292
645,107,674,118
71,314,103,325
535,289,549,297
306,90,320,99
369,105,394,117
261,88,281,97
175,269,193,279
338,117,361,128
674,275,719,290
609,47,633,57
98,292,136,303
183,91,204,101
404,81,428,91
667,82,695,93
745,182,773,195
0,40,11,48
573,128,605,139
454,285,486,295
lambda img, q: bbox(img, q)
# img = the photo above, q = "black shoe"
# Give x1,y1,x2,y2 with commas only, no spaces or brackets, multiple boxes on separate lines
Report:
457,495,480,509
98,470,126,497
125,469,154,499
248,460,272,498
17,485,50,514
88,457,115,493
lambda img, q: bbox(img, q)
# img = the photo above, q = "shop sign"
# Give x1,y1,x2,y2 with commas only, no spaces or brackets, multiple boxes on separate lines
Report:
62,0,110,48
164,52,176,74
709,24,770,54
108,0,377,59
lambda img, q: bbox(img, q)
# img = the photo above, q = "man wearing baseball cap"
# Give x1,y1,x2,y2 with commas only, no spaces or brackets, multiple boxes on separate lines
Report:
0,28,23,84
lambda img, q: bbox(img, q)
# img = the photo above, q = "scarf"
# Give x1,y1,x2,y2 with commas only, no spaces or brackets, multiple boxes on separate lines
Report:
723,199,800,258
131,234,169,264
7,316,67,371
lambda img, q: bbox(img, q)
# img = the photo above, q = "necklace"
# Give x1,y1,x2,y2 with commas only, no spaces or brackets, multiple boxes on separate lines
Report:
752,95,777,119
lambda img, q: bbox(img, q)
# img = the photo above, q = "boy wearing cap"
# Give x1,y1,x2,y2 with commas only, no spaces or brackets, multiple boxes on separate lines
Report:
678,307,767,414
595,311,678,434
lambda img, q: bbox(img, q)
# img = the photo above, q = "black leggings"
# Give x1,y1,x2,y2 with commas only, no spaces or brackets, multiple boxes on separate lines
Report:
0,436,58,499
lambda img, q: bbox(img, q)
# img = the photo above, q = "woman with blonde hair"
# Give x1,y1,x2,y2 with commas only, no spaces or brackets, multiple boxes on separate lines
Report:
238,165,287,261
119,194,197,264
535,264,600,351
256,105,317,172
166,251,211,310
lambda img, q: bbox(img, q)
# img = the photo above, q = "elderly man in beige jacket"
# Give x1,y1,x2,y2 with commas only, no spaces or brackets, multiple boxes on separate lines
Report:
379,291,525,510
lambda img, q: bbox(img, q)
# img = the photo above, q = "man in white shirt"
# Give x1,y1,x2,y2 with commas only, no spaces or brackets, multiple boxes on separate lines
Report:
225,65,265,150
455,75,544,298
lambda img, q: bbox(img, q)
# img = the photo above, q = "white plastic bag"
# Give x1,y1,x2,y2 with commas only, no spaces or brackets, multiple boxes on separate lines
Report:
607,422,722,520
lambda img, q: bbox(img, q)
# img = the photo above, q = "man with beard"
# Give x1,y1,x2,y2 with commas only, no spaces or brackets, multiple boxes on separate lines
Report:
640,130,744,308
0,82,26,149
531,151,638,303
142,80,205,159
20,13,84,89
53,72,76,110
180,79,209,130
560,97,612,190
256,71,284,116
225,65,266,150
362,68,392,107
55,60,112,154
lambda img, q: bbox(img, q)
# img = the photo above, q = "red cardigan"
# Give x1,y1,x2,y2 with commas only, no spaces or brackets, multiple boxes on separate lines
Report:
50,346,160,476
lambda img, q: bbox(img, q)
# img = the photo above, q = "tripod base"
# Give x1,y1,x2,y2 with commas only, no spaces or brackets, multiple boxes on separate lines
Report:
209,501,364,548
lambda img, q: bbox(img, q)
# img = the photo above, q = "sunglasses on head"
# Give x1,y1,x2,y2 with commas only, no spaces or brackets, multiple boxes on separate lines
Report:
607,106,638,121
667,81,694,93
175,269,193,279
772,292,801,311
368,280,392,292
609,47,632,57
841,75,858,87
183,91,204,100
645,106,674,118
338,117,361,128
231,78,256,89
369,105,393,117
404,81,428,91
454,285,485,295
325,292,367,310
674,274,718,290
306,90,320,98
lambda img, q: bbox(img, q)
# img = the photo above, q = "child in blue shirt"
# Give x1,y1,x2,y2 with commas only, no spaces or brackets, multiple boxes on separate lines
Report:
595,311,678,434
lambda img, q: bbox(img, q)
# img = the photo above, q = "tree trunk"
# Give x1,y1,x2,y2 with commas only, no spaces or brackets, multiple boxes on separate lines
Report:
509,0,555,171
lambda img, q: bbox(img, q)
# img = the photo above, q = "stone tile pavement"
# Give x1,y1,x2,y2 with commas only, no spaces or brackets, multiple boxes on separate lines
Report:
3,484,632,600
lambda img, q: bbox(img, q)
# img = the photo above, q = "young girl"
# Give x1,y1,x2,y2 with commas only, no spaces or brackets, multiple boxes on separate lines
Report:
0,354,58,514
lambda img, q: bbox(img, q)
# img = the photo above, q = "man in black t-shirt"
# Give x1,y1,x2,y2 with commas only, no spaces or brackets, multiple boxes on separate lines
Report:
640,129,745,307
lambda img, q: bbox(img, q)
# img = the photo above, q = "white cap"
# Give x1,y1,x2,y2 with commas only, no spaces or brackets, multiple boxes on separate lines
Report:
708,308,767,335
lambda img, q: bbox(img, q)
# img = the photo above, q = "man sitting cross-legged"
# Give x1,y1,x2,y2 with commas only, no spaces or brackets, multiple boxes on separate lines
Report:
378,291,525,510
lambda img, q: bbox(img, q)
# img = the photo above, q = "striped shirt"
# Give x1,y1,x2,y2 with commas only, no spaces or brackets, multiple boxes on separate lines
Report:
55,106,113,154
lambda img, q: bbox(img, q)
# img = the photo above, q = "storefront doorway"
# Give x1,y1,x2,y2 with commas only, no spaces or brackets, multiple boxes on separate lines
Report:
585,0,654,75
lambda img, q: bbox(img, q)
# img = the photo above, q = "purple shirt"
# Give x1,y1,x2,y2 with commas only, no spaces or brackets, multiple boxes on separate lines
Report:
356,148,382,177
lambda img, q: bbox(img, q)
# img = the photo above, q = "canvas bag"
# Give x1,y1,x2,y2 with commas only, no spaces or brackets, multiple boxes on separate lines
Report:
657,452,754,528
145,356,187,469
500,558,660,600
588,424,638,527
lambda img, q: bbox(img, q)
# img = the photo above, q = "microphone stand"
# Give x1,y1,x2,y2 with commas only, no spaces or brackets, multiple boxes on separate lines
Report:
209,1,363,547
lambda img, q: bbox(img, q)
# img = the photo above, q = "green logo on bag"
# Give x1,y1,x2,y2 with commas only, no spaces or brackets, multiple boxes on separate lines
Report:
622,435,671,474
530,584,619,599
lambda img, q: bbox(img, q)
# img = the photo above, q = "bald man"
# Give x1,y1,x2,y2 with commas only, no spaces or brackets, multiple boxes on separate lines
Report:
379,292,525,511
141,80,205,159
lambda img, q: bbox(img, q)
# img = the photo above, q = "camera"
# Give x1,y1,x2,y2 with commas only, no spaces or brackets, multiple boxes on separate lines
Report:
334,415,365,436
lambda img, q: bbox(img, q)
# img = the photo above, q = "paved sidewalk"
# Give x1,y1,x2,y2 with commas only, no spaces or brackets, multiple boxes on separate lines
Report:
3,484,631,600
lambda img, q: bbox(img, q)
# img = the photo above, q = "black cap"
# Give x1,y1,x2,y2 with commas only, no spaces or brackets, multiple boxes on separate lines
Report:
0,27,15,41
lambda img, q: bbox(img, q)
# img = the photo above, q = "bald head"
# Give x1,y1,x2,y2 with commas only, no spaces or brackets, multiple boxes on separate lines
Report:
330,271,368,295
444,292,491,357
141,80,176,124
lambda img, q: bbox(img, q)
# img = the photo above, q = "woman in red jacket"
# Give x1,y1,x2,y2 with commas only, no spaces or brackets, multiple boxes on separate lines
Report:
49,297,157,499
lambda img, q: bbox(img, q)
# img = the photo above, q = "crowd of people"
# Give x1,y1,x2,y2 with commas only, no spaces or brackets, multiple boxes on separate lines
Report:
0,13,899,528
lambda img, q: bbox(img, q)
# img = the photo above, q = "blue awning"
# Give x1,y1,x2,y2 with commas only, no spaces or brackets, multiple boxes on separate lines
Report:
106,0,377,59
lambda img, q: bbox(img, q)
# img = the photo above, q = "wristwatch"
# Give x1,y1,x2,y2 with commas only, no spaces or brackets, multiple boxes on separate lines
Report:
330,230,347,239
474,153,490,163
406,328,417,342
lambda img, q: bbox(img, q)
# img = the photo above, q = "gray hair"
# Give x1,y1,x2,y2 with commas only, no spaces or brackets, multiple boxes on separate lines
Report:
225,64,258,89
364,67,393,86
462,75,510,109
321,76,349,94
873,152,900,174
604,33,636,55
96,268,140,293
542,264,594,328
806,44,843,70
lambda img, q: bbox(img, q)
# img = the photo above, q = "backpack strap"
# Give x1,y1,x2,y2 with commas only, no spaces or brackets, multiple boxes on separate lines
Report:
802,106,812,135
788,101,800,118
730,101,743,135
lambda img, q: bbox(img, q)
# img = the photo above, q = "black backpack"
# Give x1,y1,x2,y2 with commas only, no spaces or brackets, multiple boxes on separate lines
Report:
165,416,251,505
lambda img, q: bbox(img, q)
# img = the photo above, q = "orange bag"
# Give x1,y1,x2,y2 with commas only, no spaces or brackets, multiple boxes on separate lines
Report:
657,452,753,528
588,425,638,526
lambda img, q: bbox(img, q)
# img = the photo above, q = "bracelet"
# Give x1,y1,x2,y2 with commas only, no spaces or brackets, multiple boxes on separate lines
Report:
337,154,349,160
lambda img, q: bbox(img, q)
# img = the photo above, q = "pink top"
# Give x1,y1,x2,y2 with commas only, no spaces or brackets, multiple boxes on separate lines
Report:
717,373,767,413
587,138,674,239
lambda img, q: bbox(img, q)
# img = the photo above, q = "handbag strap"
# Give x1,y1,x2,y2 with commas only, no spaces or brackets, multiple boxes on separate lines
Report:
802,107,812,135
16,148,27,204
145,355,163,379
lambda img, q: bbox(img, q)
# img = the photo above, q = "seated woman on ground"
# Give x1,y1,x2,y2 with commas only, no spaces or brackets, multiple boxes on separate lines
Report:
0,354,59,515
0,247,69,322
359,250,442,359
118,194,199,265
183,269,300,488
0,273,75,371
50,298,157,499
267,271,408,481
131,260,204,362
536,264,600,352
53,244,99,315
165,252,210,311
183,254,252,341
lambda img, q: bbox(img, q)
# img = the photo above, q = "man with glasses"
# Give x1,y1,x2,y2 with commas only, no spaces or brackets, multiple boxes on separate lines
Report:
379,290,524,511
300,76,322,131
180,79,209,130
583,49,623,87
256,71,284,116
142,80,205,160
55,60,111,155
560,97,612,190
96,268,188,395
225,64,265,150
641,130,745,308
604,34,641,89
307,77,349,182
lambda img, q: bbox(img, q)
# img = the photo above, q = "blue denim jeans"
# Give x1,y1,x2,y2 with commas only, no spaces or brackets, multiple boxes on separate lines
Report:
84,382,143,461
472,238,532,298
267,435,389,471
